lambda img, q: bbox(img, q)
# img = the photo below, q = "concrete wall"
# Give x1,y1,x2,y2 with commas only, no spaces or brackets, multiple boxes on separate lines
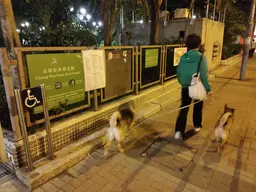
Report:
201,19,224,70
123,18,224,70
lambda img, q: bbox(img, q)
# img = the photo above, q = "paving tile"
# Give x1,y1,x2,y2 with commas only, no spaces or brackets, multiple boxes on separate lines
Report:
61,174,73,183
41,182,59,192
32,188,45,192
189,173,210,189
97,182,115,192
86,184,101,192
51,177,66,188
67,168,81,178
70,178,82,188
185,183,205,192
91,174,108,186
97,165,113,177
151,181,162,190
61,184,75,192
194,165,214,178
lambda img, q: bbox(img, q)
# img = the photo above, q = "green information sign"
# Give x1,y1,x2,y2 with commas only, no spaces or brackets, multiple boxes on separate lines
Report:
26,53,85,114
145,49,159,68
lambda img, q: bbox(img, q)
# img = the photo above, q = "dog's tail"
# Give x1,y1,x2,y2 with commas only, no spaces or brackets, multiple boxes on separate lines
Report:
109,111,121,128
216,112,233,128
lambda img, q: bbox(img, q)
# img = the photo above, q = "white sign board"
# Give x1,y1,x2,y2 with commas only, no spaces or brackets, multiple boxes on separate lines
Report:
82,50,106,91
174,48,187,66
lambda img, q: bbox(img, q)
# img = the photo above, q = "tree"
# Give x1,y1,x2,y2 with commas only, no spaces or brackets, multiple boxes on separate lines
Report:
100,0,120,46
11,0,98,46
149,0,163,44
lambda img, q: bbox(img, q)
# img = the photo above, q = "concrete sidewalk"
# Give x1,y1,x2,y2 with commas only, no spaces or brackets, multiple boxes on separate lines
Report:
2,56,256,192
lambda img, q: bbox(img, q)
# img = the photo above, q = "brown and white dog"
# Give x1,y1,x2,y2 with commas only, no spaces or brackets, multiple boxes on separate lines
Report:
103,108,134,158
214,104,235,151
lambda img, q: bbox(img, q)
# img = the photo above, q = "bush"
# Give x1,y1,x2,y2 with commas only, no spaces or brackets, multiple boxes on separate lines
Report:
222,43,243,60
164,36,183,45
0,72,11,130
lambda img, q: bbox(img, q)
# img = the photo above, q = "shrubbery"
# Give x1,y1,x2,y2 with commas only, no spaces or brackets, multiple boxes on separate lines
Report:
222,43,243,60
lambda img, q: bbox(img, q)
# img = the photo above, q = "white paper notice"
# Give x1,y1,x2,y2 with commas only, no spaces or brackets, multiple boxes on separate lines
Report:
173,47,187,66
82,50,106,91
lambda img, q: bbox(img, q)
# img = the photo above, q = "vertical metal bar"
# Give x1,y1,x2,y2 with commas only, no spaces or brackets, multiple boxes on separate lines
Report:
135,46,139,95
223,6,227,23
164,0,168,27
213,0,216,21
218,12,221,21
121,5,124,29
14,89,33,171
93,89,99,110
132,10,135,23
40,84,54,160
206,0,209,20
160,46,165,85
0,123,7,162
204,0,210,49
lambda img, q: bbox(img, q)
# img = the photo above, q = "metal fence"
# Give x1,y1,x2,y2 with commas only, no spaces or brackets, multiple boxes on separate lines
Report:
13,44,183,126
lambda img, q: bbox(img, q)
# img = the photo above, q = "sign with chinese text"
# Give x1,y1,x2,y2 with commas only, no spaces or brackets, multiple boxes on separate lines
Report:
82,50,106,91
145,49,159,68
174,48,187,66
26,53,85,114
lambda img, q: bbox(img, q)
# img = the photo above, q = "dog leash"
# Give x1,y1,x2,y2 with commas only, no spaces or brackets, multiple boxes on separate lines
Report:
148,99,207,119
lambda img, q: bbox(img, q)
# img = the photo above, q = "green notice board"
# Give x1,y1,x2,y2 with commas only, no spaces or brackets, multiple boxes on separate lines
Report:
26,53,85,114
145,49,159,68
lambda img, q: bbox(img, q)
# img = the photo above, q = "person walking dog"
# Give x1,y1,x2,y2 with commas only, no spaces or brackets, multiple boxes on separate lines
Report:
175,34,212,140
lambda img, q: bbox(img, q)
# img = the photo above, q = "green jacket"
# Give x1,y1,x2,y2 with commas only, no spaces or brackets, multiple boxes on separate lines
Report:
177,50,211,93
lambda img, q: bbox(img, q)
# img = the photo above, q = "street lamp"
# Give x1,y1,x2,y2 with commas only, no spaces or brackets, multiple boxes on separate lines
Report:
98,21,102,26
70,7,74,12
92,22,96,26
80,8,86,15
86,14,91,20
25,22,30,27
78,15,84,21
39,26,45,31
21,23,25,27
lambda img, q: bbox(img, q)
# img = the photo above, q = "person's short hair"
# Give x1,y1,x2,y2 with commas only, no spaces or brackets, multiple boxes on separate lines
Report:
186,34,202,50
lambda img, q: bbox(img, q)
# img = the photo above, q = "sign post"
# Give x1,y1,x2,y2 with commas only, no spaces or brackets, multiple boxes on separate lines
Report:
15,85,55,171
15,89,34,171
40,84,54,160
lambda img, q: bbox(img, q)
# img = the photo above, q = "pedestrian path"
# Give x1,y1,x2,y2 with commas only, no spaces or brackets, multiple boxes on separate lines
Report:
2,56,256,192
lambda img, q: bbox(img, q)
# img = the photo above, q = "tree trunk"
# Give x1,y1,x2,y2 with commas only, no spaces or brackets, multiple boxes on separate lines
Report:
150,0,163,45
0,0,21,58
101,0,119,46
240,0,256,80
0,0,22,141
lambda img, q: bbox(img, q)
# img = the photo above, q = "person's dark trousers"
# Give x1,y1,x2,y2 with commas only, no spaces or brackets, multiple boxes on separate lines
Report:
175,88,203,135
251,48,255,57
249,48,255,58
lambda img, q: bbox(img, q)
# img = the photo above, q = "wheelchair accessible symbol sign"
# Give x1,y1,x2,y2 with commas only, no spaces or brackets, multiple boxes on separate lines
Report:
21,86,43,109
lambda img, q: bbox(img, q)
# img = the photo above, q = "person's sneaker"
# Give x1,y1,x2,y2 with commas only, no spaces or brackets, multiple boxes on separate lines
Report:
174,131,182,140
194,127,202,132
